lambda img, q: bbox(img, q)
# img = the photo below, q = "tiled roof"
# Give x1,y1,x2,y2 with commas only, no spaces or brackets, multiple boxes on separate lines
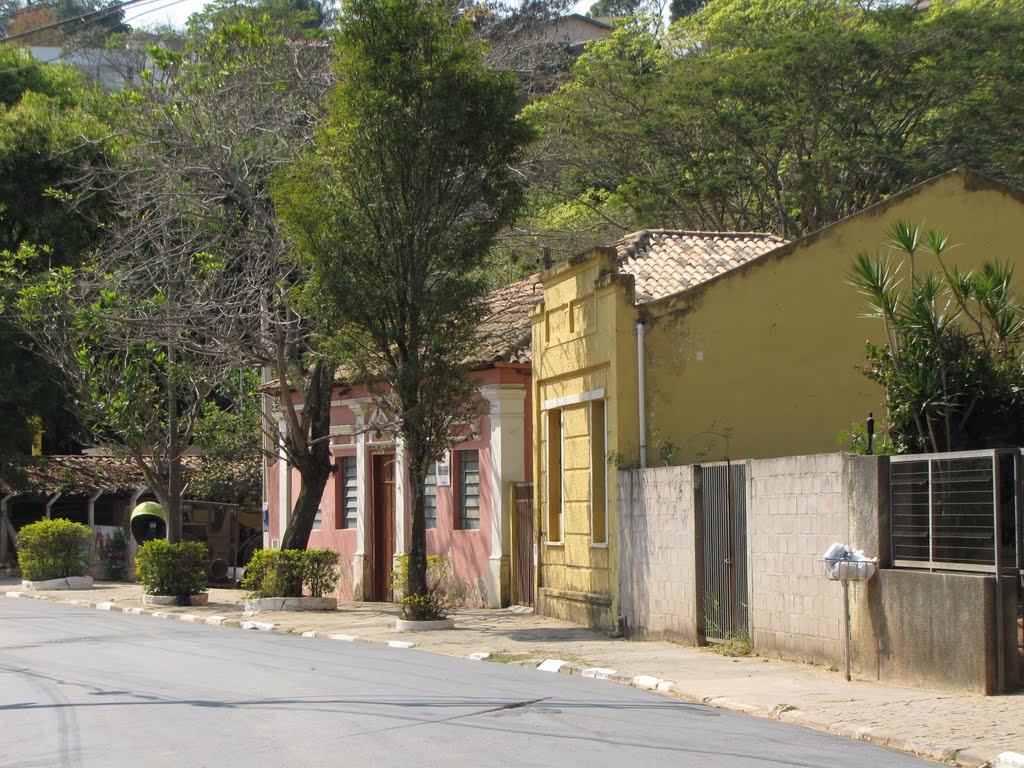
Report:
476,272,542,366
7,455,149,496
615,229,788,305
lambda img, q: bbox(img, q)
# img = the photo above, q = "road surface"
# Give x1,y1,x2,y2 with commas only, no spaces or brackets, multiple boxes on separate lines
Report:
0,598,938,767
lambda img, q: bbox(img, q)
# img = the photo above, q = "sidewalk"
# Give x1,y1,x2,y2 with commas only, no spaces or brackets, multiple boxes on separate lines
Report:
4,578,1022,768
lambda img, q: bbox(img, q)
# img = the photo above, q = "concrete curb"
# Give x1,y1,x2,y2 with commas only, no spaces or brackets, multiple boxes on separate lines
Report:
5,589,1021,768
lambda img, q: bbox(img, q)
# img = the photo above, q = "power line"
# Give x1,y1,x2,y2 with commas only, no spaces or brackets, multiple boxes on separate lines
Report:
0,0,187,44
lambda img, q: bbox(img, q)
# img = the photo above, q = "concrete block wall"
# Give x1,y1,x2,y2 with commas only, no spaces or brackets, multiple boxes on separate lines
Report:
746,453,856,664
617,467,698,642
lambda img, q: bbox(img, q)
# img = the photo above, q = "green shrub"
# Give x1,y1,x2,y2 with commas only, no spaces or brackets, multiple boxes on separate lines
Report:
302,549,341,597
17,518,92,581
135,540,208,597
241,548,340,598
390,553,456,621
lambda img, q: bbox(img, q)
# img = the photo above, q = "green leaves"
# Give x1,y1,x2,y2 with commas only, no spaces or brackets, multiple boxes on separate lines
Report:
851,222,1024,453
525,0,1024,253
16,518,92,581
135,539,209,597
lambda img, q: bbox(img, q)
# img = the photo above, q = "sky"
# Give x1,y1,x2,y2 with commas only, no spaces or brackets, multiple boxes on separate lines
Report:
127,0,594,31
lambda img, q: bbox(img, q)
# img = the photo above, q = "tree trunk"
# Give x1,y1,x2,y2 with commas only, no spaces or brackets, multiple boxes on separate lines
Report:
404,431,430,620
279,359,334,555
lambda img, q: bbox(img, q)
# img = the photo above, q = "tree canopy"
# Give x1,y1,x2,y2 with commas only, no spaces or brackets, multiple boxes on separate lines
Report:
278,0,533,617
519,0,1024,261
0,48,111,484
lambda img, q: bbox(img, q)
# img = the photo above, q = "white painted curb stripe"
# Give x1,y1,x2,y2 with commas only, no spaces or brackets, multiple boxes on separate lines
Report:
538,659,569,673
467,652,490,661
96,602,114,611
328,633,356,642
388,640,415,649
582,667,616,679
240,621,274,631
993,752,1024,768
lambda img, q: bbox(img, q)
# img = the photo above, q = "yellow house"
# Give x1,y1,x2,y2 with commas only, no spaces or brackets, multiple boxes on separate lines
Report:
530,168,1024,630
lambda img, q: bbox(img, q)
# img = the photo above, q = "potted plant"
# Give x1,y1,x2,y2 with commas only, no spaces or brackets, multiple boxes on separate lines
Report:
135,539,209,606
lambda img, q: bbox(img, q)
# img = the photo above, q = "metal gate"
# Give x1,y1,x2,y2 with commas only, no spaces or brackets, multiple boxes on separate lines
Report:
697,462,749,644
512,482,534,607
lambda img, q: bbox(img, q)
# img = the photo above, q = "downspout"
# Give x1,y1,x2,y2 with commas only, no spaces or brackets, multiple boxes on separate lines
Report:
45,491,63,519
636,320,647,469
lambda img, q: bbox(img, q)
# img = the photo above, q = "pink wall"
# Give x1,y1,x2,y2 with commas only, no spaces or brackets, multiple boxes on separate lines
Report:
266,366,532,607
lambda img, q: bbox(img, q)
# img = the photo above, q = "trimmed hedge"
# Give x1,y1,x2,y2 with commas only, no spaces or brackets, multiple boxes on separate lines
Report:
17,519,92,581
135,540,208,597
241,548,340,598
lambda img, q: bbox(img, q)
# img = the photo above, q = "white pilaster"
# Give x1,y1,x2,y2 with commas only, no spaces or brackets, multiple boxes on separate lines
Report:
394,435,408,559
481,383,526,608
350,402,372,600
276,419,289,547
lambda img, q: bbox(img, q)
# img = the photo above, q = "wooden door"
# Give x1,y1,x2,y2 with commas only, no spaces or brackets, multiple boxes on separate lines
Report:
370,454,396,602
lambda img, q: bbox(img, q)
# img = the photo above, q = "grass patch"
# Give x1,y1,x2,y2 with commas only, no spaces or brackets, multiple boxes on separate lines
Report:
704,634,750,657
484,651,591,666
484,652,542,664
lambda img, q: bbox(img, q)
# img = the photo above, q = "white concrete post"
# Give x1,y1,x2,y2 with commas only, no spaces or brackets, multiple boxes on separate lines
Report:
481,383,527,608
45,491,62,520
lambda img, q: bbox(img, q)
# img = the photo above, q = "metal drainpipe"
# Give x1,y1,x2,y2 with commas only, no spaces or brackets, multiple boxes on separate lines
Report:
637,320,647,470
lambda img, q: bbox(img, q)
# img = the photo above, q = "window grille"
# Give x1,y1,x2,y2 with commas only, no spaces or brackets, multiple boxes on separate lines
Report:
424,462,437,529
338,456,357,529
891,449,1019,573
458,450,480,530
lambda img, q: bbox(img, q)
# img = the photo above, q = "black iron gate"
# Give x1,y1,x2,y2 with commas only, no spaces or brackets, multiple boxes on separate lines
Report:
697,462,749,644
512,482,534,607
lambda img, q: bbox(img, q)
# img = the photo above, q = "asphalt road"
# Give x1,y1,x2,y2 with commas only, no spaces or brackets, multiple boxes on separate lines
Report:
0,599,939,768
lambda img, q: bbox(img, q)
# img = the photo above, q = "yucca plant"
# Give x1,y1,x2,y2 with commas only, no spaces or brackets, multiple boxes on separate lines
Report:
850,221,1024,453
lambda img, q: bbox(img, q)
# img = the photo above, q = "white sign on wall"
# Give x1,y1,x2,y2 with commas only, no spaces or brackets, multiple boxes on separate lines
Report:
436,452,451,486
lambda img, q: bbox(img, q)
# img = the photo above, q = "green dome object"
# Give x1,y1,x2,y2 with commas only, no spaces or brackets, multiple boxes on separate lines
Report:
131,501,166,522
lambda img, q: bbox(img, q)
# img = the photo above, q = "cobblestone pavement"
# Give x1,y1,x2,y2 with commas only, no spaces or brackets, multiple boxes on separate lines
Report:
4,579,1023,768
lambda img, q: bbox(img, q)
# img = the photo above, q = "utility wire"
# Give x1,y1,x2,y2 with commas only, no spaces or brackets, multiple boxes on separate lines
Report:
1,0,187,44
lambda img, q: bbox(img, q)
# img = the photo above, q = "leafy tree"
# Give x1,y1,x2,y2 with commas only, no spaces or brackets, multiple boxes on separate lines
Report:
522,0,1024,260
277,0,533,617
587,0,646,17
187,0,337,35
1,0,126,45
0,48,110,483
5,20,335,546
668,0,705,22
850,222,1024,453
189,374,263,510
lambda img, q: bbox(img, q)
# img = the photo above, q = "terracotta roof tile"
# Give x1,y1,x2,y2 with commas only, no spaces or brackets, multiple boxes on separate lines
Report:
475,272,542,366
8,455,148,496
615,229,788,305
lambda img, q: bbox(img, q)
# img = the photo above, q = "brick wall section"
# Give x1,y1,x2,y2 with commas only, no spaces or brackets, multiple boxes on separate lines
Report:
617,466,698,642
746,453,850,664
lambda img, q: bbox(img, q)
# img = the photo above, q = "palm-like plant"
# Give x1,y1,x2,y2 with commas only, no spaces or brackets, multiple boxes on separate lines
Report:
850,221,1024,453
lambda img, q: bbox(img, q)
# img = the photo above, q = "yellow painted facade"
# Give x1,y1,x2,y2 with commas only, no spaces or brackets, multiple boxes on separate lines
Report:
531,168,1024,629
644,169,1024,466
531,249,640,629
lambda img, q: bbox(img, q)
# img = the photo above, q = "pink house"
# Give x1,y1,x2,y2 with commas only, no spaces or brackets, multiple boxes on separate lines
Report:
265,275,539,607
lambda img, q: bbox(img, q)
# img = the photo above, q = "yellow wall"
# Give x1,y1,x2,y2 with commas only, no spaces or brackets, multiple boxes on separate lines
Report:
531,249,640,629
642,170,1024,466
